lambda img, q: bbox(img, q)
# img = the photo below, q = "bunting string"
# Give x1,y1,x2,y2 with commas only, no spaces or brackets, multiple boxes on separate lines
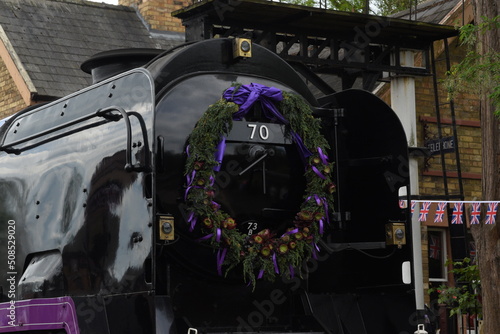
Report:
399,200,499,225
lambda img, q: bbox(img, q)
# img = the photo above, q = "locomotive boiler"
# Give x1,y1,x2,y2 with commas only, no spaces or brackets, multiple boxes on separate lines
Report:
0,38,413,334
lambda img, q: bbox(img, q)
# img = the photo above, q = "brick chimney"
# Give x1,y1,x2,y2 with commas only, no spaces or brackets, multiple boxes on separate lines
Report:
119,0,191,33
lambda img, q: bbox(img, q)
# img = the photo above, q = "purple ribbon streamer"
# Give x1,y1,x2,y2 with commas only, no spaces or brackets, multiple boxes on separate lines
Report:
186,170,196,186
281,228,299,237
292,132,313,162
214,137,226,172
185,169,198,200
211,201,220,211
272,253,280,274
188,211,197,231
312,245,318,260
197,228,221,243
198,233,213,242
317,147,329,165
184,186,192,201
258,269,265,279
216,228,221,243
312,242,321,260
323,200,330,226
184,185,203,201
313,242,321,259
305,195,323,206
311,165,326,180
217,248,228,276
314,194,322,205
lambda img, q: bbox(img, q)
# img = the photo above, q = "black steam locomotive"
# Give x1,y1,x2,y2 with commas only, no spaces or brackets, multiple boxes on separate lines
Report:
0,38,413,334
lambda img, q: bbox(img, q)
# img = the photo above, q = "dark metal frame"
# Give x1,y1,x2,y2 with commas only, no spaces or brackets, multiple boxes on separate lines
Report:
429,39,469,261
173,0,458,92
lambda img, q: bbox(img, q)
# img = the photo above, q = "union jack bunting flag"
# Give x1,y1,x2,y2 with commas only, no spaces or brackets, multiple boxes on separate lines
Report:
399,200,407,209
411,200,500,225
434,202,447,223
419,202,431,222
451,202,464,224
485,202,498,225
410,201,416,218
470,202,481,225
429,234,441,260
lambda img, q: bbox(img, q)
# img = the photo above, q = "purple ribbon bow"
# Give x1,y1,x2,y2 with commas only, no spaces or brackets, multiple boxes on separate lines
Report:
223,83,285,121
223,83,312,162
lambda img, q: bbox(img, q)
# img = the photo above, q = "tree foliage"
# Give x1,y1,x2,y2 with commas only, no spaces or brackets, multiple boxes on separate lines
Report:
445,16,500,114
373,0,425,16
328,0,367,12
429,258,482,317
282,0,367,12
281,0,426,15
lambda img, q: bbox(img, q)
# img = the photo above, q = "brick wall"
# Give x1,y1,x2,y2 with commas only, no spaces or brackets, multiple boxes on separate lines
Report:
417,39,482,301
416,38,482,200
118,0,190,32
376,37,482,305
0,58,27,119
378,39,482,200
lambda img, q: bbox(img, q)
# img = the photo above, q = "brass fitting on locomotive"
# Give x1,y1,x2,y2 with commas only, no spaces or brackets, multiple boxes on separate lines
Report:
233,37,252,59
385,222,406,248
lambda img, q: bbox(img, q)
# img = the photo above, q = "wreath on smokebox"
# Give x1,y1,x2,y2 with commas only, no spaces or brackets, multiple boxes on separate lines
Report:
184,83,335,287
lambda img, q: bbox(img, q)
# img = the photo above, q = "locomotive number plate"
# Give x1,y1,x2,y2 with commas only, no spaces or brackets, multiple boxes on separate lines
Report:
227,121,291,144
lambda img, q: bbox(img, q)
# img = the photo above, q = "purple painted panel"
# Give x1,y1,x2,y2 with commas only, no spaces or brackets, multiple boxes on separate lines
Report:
0,296,79,333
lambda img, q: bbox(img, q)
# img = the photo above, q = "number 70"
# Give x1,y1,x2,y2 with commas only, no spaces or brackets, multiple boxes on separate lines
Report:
247,124,269,140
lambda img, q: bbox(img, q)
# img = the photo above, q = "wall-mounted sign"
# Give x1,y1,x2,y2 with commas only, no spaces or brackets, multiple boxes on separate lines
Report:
425,136,456,155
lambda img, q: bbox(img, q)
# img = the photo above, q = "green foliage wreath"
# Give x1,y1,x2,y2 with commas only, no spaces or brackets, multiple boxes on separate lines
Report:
184,83,335,287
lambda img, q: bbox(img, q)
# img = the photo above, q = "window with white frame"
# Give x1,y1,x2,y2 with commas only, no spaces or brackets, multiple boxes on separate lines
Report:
428,229,447,282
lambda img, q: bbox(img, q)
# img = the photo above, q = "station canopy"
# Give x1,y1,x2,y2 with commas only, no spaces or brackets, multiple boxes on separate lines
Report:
173,0,458,92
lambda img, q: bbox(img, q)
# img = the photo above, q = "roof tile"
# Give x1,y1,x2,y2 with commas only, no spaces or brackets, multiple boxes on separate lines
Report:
392,0,461,23
0,0,183,99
